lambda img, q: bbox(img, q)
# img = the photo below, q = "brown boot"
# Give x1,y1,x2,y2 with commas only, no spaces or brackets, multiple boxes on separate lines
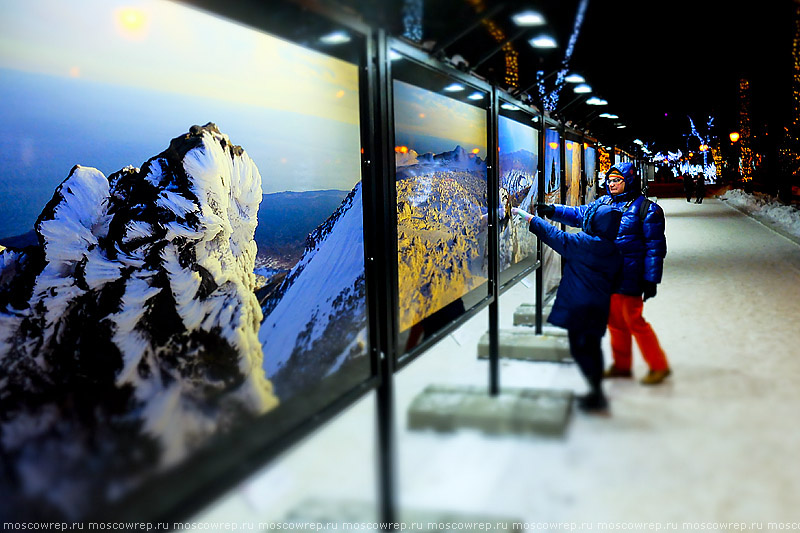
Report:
603,364,633,378
640,368,672,385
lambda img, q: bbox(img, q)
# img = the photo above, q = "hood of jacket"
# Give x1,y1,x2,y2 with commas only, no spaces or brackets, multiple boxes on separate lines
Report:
582,203,622,242
604,161,640,200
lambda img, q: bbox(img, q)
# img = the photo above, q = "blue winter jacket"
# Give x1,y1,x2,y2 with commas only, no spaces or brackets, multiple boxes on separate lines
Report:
548,162,667,296
527,204,622,337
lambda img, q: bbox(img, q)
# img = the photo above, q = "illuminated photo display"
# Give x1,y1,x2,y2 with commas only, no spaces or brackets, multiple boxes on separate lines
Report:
0,0,367,520
585,144,598,204
565,139,582,206
598,146,612,189
393,77,488,338
542,127,562,296
498,112,538,278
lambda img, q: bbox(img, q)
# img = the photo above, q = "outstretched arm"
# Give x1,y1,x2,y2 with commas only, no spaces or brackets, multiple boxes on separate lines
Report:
550,203,590,227
513,208,577,259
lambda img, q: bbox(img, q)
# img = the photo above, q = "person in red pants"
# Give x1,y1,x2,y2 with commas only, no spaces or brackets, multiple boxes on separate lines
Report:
537,162,671,385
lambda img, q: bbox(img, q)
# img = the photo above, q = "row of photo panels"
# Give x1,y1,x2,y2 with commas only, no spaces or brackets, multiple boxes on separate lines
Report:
0,0,626,522
0,0,374,521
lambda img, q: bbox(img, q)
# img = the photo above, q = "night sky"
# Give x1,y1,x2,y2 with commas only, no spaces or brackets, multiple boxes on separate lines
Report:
568,0,795,151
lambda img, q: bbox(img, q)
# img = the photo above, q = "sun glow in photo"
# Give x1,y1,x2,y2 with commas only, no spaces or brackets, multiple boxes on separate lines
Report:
115,7,148,40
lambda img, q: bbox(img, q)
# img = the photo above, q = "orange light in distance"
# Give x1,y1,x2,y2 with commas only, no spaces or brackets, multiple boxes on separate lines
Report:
395,146,409,154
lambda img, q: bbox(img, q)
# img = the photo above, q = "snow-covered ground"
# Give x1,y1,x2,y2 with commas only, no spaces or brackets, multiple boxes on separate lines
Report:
192,196,800,528
720,188,800,242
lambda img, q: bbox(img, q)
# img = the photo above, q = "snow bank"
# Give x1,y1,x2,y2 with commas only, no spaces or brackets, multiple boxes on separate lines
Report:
720,189,800,240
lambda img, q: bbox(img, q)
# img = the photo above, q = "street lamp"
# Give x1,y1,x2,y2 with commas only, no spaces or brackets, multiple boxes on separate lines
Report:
728,132,741,183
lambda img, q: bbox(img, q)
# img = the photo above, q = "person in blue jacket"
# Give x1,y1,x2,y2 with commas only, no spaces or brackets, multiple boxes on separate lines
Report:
513,203,622,412
537,162,671,385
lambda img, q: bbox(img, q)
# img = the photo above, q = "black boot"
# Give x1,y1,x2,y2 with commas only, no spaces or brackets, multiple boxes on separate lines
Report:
577,382,608,412
577,391,608,412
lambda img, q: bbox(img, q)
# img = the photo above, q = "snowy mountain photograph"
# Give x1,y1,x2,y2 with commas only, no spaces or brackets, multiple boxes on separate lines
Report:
0,124,279,519
0,0,369,521
498,115,539,274
393,79,489,333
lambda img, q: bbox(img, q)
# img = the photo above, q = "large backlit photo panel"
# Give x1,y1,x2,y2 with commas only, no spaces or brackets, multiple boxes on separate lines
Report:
565,140,582,206
498,114,538,274
585,145,598,204
394,79,488,334
0,0,366,520
542,128,562,296
598,146,612,190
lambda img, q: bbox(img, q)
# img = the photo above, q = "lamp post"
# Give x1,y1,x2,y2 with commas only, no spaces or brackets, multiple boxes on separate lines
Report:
699,143,708,172
729,131,741,184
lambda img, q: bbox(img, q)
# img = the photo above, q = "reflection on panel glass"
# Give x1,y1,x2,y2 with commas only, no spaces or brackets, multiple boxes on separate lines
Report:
0,0,366,521
585,145,598,204
498,115,538,273
565,140,582,206
393,79,488,335
542,128,562,296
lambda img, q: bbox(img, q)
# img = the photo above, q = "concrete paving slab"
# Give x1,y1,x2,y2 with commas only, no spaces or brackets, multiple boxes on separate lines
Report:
283,498,524,532
407,384,572,436
512,303,560,329
477,329,572,362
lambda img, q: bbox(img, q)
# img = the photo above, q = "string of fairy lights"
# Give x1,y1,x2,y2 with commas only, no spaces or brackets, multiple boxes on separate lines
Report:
466,0,520,89
738,78,754,181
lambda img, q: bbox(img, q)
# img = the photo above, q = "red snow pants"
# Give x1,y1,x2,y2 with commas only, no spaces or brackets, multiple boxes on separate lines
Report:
607,293,669,372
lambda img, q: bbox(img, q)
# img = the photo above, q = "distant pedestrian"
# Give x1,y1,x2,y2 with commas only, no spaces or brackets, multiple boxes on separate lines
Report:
683,173,694,202
513,204,622,412
694,173,705,204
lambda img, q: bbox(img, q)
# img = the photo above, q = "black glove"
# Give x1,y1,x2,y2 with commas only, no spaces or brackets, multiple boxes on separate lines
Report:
642,281,657,301
536,203,555,218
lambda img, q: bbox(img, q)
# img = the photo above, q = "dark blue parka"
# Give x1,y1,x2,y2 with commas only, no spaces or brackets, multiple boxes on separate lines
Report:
528,204,622,338
548,162,667,296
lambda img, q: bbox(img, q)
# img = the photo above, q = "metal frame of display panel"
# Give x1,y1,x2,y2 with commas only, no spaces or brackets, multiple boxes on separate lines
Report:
388,37,496,371
91,0,388,523
495,90,542,296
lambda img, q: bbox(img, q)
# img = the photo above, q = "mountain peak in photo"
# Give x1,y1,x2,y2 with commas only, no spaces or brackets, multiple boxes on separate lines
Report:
0,123,277,518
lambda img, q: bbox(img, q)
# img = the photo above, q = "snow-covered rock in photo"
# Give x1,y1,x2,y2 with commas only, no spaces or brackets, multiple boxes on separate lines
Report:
0,123,277,519
259,182,367,399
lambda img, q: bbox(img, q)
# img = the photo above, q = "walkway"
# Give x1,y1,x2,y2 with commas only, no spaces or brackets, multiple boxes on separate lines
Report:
196,198,800,529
